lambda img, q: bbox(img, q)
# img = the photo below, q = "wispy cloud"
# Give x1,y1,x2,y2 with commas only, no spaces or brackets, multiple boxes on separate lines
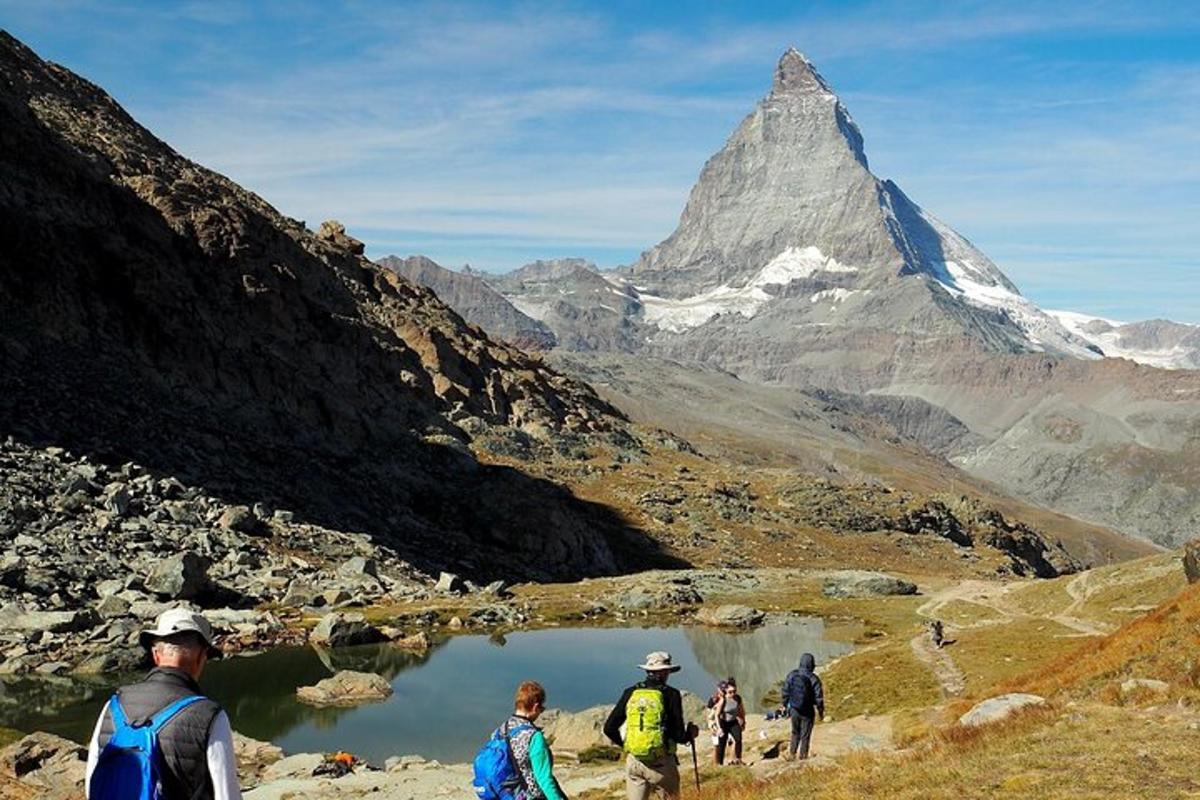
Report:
3,0,1197,321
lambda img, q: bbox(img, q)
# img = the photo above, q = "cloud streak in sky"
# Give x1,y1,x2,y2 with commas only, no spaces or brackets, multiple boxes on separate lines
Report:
2,0,1197,321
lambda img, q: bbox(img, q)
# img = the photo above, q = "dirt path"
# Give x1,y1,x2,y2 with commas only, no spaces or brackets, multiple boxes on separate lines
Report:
1051,570,1113,636
743,712,896,782
910,578,1098,696
910,632,965,698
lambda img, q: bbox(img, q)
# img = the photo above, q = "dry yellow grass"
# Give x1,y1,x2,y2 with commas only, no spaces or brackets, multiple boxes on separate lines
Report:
1003,581,1200,701
709,564,1200,800
822,640,944,718
701,703,1200,800
950,618,1083,696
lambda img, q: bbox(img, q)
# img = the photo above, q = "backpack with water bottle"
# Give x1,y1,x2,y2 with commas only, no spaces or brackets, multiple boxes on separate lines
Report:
88,693,207,800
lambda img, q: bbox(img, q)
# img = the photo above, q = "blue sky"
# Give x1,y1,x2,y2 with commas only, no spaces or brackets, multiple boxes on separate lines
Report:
3,1,1198,322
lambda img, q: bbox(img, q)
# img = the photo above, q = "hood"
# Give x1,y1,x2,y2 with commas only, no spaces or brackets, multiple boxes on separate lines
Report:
798,653,816,673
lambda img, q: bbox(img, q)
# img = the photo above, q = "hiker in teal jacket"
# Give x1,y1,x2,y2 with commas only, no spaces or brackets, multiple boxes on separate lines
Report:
504,680,567,800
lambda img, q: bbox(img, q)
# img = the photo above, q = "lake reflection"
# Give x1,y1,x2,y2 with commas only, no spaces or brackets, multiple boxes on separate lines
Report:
1,621,849,763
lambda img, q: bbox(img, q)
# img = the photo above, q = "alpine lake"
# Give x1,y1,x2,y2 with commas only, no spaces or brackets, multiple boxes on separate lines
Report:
0,620,851,763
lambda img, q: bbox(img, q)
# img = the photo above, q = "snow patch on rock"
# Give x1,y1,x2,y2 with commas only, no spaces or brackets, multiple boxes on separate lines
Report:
760,246,856,284
508,296,551,322
932,260,1100,360
1048,310,1200,370
642,246,856,332
811,288,861,305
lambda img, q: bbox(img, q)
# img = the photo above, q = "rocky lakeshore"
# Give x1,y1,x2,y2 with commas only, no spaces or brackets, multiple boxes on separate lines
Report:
0,695,900,800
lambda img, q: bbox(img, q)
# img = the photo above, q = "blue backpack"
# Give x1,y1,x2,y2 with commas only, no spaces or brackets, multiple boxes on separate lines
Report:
472,720,532,800
88,693,207,800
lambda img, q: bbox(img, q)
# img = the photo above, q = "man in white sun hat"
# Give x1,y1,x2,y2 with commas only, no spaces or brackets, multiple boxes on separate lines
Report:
604,651,699,800
85,607,241,800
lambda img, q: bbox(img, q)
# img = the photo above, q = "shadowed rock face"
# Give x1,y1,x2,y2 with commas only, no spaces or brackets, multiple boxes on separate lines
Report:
0,31,679,581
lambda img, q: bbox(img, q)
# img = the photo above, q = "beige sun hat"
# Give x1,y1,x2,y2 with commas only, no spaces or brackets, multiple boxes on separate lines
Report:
638,651,681,672
138,608,223,659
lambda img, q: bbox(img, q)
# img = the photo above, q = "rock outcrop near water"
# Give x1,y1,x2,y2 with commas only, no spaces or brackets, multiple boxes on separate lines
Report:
0,31,667,588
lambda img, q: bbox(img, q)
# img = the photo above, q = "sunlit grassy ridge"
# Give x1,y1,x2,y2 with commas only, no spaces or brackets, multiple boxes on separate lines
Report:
1004,581,1200,702
700,703,1200,800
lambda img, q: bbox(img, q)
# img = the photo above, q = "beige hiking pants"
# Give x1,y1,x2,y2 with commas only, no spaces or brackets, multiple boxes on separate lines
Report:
625,754,681,800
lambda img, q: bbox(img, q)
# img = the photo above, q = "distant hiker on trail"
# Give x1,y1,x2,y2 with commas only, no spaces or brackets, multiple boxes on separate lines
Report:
85,608,240,800
705,676,746,766
604,651,700,800
781,652,825,761
930,619,945,649
473,680,567,800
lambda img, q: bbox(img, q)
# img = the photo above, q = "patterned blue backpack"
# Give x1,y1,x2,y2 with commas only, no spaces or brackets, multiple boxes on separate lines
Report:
472,720,532,799
88,693,206,800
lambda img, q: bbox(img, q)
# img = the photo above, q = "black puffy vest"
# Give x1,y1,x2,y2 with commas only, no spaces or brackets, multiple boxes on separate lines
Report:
97,667,222,800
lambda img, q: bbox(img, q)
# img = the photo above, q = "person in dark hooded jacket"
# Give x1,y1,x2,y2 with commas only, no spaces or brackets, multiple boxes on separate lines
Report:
780,652,824,760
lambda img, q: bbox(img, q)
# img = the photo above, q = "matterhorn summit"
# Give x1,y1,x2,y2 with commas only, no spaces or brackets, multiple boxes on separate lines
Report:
621,48,1094,359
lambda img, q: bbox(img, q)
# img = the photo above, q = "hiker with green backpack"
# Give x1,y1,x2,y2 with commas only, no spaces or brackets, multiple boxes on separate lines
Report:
603,651,700,800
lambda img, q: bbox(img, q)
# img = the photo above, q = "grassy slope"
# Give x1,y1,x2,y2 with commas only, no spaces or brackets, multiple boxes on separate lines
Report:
714,555,1200,800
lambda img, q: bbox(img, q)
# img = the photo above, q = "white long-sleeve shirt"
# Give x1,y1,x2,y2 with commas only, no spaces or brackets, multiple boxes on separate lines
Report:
85,699,242,800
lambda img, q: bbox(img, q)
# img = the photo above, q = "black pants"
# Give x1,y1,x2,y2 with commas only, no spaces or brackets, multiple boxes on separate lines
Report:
789,709,815,759
715,718,742,763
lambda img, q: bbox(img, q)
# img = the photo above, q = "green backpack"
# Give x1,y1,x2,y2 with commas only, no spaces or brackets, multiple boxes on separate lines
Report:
624,685,667,760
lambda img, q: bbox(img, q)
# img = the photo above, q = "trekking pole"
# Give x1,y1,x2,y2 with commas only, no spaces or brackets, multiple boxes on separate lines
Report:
689,738,700,792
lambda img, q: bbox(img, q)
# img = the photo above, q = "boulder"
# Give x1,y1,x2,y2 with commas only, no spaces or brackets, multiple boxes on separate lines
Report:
0,732,86,799
392,631,431,651
0,605,101,634
104,487,133,517
613,584,703,612
316,219,366,255
217,505,261,535
822,570,918,599
260,752,325,783
309,612,386,647
541,691,707,756
695,604,765,628
539,705,613,754
1120,678,1170,697
144,552,210,600
483,580,512,599
95,594,131,619
1184,539,1200,584
958,693,1045,727
321,588,353,606
296,670,393,706
281,580,322,608
338,556,379,579
435,572,465,594
231,732,284,787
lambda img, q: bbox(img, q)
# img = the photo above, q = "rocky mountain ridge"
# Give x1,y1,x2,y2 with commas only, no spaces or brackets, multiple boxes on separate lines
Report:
1049,311,1200,371
378,255,557,351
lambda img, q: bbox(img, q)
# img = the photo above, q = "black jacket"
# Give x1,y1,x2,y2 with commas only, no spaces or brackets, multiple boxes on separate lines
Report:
97,667,222,800
604,679,690,750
